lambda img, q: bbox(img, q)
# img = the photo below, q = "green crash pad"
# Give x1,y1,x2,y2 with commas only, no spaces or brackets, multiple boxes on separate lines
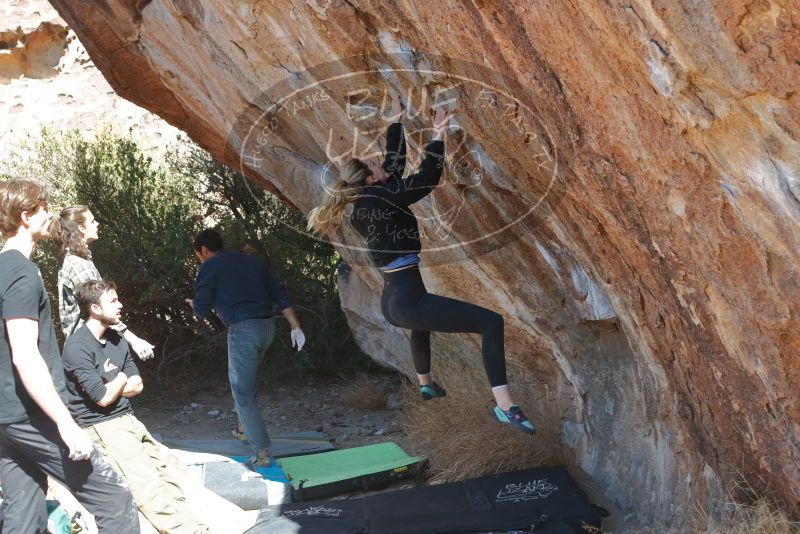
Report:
277,442,423,501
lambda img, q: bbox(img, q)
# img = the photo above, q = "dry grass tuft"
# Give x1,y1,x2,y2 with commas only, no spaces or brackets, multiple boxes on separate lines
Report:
399,357,565,483
699,499,799,533
581,491,798,534
339,374,389,410
694,480,799,534
399,356,799,534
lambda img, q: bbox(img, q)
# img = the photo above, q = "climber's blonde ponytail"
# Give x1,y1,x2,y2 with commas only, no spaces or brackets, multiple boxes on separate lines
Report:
307,159,370,236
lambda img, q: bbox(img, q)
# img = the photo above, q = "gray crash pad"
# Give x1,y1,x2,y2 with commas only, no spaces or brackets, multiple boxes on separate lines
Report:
154,431,334,458
165,448,292,511
200,459,291,511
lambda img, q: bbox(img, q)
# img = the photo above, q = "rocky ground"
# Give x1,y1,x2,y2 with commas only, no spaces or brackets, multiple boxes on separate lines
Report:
133,371,419,456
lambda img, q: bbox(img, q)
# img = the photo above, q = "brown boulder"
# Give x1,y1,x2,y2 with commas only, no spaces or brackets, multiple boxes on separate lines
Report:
48,0,799,527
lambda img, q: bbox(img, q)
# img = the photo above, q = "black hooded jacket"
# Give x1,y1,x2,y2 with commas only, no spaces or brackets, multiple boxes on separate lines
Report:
350,123,445,268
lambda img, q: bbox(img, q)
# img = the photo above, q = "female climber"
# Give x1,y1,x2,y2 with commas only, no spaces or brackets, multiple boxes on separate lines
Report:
307,93,535,434
50,205,155,360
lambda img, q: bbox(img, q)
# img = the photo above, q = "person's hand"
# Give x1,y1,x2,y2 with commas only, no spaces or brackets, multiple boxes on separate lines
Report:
432,107,451,140
57,419,94,461
184,298,193,307
129,336,155,361
290,328,306,351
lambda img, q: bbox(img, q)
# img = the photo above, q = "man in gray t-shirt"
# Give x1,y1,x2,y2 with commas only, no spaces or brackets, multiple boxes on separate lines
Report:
0,179,138,534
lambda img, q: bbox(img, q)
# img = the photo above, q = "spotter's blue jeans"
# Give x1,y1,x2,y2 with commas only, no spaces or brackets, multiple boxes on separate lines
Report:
227,318,276,453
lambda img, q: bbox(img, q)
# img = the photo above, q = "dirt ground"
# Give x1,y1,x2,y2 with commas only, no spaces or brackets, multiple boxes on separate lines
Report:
133,371,420,456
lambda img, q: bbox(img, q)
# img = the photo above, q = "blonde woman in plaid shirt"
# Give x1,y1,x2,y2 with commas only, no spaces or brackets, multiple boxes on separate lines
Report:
50,206,155,360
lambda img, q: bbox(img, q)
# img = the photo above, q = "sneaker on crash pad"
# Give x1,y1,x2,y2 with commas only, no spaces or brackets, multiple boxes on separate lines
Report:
245,448,272,469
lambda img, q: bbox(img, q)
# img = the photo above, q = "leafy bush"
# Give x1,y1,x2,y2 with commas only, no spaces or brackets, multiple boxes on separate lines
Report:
70,130,202,343
4,128,374,384
169,139,374,379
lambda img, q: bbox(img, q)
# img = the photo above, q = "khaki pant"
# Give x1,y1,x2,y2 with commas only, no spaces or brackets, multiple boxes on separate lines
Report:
86,414,210,534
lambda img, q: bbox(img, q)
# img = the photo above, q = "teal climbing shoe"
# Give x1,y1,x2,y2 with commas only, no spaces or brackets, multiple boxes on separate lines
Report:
493,405,536,434
420,381,447,401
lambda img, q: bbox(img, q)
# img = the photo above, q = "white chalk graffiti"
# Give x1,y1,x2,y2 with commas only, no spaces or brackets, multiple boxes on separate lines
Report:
495,479,559,503
283,506,344,518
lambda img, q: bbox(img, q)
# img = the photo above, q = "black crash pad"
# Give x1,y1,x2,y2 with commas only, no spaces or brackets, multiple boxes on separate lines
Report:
245,466,606,533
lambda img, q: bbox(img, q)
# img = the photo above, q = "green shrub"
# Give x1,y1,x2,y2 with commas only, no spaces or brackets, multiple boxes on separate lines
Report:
3,128,374,385
169,140,374,380
69,130,202,344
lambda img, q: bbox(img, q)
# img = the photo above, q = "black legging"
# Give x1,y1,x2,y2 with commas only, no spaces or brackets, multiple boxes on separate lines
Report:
380,267,508,387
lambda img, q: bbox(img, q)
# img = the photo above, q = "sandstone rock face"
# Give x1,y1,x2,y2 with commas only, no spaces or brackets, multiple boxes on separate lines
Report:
48,0,799,527
0,0,178,162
